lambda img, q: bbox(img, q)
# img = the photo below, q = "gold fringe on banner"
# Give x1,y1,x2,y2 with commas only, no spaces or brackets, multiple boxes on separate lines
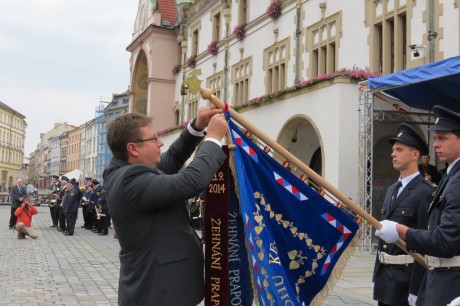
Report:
310,233,361,306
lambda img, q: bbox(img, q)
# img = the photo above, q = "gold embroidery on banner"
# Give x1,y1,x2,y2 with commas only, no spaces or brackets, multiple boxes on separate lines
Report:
253,191,327,299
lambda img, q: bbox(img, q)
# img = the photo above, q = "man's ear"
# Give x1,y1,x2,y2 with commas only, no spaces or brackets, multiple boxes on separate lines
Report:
126,143,140,157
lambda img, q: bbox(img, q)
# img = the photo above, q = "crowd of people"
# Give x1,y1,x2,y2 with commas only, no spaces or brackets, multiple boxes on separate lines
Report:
48,175,110,237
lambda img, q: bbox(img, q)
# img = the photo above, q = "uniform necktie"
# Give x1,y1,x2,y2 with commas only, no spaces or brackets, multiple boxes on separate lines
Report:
390,180,402,208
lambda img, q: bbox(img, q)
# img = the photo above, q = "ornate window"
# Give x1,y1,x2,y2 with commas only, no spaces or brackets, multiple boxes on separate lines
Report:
206,71,224,100
190,21,201,56
186,92,199,121
211,9,222,41
366,0,409,74
231,56,252,105
306,11,342,78
264,38,290,94
238,0,249,24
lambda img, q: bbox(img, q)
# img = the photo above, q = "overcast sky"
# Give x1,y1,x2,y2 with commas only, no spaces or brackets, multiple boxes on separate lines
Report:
0,0,138,157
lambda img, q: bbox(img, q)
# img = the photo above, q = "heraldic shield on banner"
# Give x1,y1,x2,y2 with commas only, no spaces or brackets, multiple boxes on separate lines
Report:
228,116,359,306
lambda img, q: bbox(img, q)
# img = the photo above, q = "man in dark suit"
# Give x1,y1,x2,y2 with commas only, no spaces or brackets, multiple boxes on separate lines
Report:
373,124,435,306
9,178,27,229
62,178,79,236
56,176,68,233
49,175,60,227
80,177,92,229
103,108,228,306
376,105,460,306
418,154,441,184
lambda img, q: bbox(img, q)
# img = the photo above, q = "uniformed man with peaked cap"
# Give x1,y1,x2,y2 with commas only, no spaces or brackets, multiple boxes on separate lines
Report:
376,105,460,305
80,177,92,229
373,123,435,306
49,175,60,227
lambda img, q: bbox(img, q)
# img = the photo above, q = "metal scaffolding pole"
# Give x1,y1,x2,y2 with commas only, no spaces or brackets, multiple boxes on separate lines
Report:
358,82,374,251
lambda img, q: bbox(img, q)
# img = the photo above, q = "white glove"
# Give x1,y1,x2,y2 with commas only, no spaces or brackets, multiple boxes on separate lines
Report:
448,296,460,306
408,293,417,306
375,220,400,243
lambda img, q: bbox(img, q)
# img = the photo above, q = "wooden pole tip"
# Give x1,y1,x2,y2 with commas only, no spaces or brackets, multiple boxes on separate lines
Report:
200,88,212,99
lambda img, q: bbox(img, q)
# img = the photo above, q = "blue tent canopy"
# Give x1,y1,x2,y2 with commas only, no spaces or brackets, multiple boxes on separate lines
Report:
368,55,460,112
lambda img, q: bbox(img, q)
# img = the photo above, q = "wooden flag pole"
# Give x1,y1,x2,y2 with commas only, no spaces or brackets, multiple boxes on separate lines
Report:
200,88,427,268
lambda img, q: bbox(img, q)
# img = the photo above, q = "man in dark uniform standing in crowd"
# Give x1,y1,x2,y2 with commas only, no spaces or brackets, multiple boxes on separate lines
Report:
56,176,68,233
49,175,60,227
90,179,103,233
377,105,460,306
96,184,109,236
62,178,79,236
80,177,92,229
373,123,435,306
418,154,441,184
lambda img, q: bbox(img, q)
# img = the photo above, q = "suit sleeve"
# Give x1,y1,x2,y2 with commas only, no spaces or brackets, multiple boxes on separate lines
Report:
157,126,204,175
11,188,21,202
137,141,226,211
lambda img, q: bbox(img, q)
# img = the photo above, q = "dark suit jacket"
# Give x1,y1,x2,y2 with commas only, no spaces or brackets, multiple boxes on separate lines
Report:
407,161,460,306
373,174,434,305
103,128,226,306
62,186,79,213
11,185,27,208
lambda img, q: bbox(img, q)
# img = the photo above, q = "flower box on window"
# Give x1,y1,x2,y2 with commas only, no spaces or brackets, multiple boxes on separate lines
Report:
207,40,219,56
233,23,247,41
187,55,197,68
267,0,283,20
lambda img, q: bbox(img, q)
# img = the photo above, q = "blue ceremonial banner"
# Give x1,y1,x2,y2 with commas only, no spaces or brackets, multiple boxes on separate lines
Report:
229,118,359,305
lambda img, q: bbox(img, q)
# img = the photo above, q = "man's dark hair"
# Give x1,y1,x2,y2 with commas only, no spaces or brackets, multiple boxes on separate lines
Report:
107,113,153,161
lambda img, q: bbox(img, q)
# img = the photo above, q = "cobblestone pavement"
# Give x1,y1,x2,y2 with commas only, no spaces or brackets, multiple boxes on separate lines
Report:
0,205,376,305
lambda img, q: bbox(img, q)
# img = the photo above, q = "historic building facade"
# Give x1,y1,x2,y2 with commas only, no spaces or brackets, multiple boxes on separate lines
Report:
126,0,459,248
0,102,26,192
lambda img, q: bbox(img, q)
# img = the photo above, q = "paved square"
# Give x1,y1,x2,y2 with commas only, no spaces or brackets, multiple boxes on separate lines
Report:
0,205,375,305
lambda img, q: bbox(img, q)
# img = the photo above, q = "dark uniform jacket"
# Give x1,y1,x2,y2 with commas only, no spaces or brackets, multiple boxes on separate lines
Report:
57,184,67,206
80,187,91,206
103,128,226,306
95,185,107,210
373,174,434,305
407,161,460,306
63,186,79,213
